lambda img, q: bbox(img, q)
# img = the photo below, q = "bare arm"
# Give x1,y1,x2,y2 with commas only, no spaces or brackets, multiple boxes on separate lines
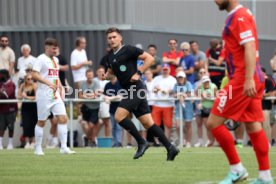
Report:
9,62,15,75
209,56,224,66
243,41,257,97
59,64,69,71
17,84,23,99
71,61,90,70
185,67,195,75
138,52,154,73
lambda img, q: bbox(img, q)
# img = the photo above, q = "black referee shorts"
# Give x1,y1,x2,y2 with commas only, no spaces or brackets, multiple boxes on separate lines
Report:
119,95,151,118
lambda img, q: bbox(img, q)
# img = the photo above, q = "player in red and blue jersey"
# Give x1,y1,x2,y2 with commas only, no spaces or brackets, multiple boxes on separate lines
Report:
208,1,274,184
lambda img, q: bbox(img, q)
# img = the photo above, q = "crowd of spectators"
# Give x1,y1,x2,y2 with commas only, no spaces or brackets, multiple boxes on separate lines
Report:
1,33,276,149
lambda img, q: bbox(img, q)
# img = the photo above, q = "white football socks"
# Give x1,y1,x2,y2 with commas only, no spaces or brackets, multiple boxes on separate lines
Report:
35,125,43,147
259,170,272,181
230,162,245,174
58,124,68,149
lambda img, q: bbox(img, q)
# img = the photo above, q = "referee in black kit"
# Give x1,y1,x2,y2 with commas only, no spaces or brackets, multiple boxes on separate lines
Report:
102,27,179,161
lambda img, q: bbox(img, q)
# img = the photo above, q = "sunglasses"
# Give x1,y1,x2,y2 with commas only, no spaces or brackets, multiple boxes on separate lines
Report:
182,49,189,51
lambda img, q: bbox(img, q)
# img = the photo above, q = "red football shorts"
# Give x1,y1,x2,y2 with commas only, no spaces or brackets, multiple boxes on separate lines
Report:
211,79,264,123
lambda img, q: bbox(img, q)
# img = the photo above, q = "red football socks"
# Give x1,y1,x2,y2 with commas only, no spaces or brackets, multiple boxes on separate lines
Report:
248,129,270,170
211,125,240,165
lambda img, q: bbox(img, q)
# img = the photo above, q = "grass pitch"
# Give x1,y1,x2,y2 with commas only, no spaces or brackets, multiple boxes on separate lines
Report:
0,147,275,184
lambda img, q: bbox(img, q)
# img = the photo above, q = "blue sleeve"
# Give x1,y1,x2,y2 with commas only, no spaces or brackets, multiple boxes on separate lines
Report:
173,84,177,93
189,55,195,67
187,82,193,92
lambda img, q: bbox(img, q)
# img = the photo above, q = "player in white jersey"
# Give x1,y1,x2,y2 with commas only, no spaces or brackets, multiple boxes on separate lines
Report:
32,38,75,155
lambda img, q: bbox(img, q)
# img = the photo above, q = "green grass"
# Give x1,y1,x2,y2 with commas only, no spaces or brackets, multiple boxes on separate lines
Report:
0,147,275,184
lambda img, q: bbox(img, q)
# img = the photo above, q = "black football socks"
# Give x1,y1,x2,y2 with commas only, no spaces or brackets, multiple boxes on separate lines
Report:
148,124,171,151
118,118,145,145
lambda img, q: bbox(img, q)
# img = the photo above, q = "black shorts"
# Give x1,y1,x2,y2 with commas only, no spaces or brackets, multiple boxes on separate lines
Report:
0,111,16,131
81,105,99,125
201,108,211,118
119,96,151,118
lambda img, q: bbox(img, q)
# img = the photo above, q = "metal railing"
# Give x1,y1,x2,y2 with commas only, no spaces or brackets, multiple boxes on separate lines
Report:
1,96,276,148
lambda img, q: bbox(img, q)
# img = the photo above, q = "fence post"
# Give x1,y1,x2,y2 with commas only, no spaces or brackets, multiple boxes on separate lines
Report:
69,100,74,148
179,103,184,147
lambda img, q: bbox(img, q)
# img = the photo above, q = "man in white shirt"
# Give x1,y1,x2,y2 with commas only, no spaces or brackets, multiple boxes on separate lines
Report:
0,35,15,75
152,64,177,139
17,44,36,80
32,38,75,155
70,37,93,90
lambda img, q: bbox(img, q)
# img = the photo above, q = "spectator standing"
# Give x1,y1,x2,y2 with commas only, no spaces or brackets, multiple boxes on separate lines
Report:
261,68,275,142
179,42,196,84
70,37,93,90
205,39,226,88
196,75,217,147
56,46,69,88
18,73,37,149
270,49,276,83
0,35,16,75
0,69,17,150
17,44,36,82
189,40,206,80
94,67,111,137
162,39,183,77
79,69,101,147
173,71,194,147
194,68,207,147
104,76,123,147
148,45,163,78
152,64,177,139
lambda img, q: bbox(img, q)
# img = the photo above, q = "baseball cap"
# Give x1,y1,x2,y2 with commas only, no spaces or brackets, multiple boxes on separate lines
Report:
176,71,186,78
202,75,211,83
162,63,170,70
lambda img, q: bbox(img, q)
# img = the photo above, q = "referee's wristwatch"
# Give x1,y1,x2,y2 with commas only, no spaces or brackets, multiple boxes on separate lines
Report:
137,70,143,76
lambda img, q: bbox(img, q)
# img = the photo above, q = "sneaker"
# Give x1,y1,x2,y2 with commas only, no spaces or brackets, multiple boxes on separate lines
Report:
125,143,132,149
249,178,274,184
167,145,180,161
133,141,149,159
205,140,214,147
60,147,76,154
236,143,244,149
219,169,249,184
34,146,45,156
185,142,191,148
7,144,13,150
24,142,30,149
82,135,89,147
271,139,275,147
29,143,35,149
194,141,203,147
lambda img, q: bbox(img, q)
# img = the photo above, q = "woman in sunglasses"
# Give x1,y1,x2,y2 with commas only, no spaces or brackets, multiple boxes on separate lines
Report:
18,73,38,149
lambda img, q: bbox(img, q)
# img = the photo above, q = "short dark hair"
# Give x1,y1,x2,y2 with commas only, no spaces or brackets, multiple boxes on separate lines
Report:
75,36,85,47
0,69,10,80
168,38,178,43
210,39,219,49
0,34,8,39
106,27,122,35
86,68,93,75
189,40,198,45
147,44,157,49
261,67,266,73
44,38,58,47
